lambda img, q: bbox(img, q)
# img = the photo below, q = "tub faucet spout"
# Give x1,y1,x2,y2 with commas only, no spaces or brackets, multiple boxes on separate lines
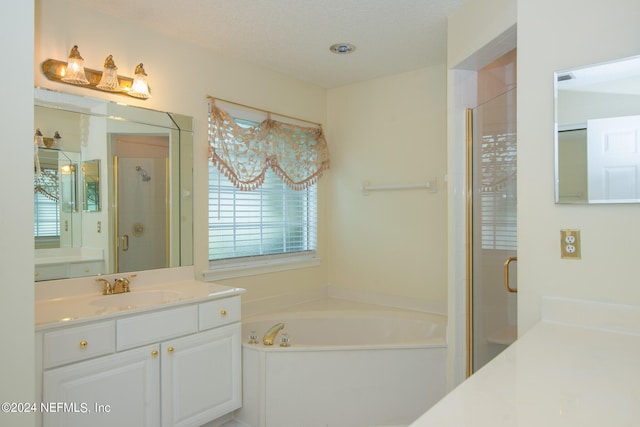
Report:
263,323,285,345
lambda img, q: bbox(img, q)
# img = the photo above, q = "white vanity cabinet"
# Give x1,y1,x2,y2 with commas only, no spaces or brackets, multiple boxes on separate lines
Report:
161,324,241,426
37,295,242,427
43,343,160,427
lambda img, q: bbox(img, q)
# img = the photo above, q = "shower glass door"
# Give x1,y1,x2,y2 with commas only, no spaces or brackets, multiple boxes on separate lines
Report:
112,134,170,273
471,87,517,373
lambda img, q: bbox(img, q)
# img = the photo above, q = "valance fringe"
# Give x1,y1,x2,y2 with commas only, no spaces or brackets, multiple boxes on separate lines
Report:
208,101,330,191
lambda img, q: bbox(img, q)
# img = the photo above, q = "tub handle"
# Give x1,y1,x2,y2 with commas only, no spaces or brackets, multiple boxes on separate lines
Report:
504,256,518,293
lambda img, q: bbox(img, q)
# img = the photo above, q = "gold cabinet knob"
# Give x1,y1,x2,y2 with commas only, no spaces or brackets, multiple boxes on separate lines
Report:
79,340,88,349
167,347,175,354
220,309,227,317
151,350,158,358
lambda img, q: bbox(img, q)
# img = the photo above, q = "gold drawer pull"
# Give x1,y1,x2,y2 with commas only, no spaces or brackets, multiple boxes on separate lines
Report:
79,340,88,349
167,347,175,354
151,350,158,358
220,309,227,317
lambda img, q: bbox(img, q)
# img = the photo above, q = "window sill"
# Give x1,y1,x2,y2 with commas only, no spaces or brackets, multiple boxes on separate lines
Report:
203,253,321,281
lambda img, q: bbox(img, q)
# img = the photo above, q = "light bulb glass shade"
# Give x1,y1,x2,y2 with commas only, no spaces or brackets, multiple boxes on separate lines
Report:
53,131,62,148
61,45,90,85
34,129,44,147
96,66,119,91
96,55,120,91
128,63,151,99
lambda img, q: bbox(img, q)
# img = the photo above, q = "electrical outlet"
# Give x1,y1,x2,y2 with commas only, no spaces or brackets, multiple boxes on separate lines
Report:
560,229,581,259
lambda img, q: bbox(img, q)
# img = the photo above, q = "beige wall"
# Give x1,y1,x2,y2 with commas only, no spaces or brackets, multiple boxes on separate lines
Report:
517,0,640,331
0,2,35,426
447,0,516,69
326,67,448,309
34,0,329,303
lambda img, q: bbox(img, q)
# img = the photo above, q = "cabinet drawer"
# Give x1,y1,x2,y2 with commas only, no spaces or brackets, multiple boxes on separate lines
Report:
69,261,103,277
117,305,198,351
199,296,241,331
35,264,68,282
43,321,115,368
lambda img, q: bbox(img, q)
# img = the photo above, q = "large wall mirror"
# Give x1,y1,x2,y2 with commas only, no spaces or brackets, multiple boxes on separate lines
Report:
34,88,193,281
555,55,640,204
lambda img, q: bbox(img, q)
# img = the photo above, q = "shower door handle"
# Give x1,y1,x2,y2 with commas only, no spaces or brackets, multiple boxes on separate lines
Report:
121,234,129,252
503,256,517,293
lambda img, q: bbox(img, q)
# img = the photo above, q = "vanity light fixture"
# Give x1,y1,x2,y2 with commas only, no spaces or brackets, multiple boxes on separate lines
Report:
41,45,152,100
34,129,44,147
61,45,90,85
128,63,151,99
52,131,63,148
96,55,120,92
34,129,62,148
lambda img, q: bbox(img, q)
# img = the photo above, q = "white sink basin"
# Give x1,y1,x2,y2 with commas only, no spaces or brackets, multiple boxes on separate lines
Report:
89,290,182,308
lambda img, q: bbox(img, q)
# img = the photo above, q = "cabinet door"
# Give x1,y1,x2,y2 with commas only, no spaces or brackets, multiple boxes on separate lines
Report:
43,344,160,427
161,323,241,427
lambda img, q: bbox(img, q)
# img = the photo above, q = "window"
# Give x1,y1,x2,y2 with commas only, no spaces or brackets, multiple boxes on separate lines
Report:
479,131,517,251
207,116,318,274
34,168,61,241
34,188,60,237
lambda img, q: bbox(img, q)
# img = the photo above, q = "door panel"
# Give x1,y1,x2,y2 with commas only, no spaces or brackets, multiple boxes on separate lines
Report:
471,88,517,373
117,157,168,272
587,115,640,202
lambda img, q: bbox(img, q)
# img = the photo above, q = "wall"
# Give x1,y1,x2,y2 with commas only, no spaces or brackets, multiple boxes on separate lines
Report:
517,0,640,331
34,0,329,302
0,2,35,425
447,0,516,70
326,67,448,311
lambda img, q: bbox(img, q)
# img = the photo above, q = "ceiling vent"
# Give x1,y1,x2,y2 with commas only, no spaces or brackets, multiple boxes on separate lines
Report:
557,73,575,82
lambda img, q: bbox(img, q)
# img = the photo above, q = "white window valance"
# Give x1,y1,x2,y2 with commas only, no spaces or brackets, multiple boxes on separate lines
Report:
208,101,330,191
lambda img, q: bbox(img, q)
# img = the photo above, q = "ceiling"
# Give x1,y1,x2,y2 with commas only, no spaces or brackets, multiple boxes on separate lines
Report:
83,0,470,88
557,55,640,96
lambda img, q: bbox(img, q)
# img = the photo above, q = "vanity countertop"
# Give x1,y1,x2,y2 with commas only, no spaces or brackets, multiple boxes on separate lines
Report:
410,297,640,427
35,267,244,331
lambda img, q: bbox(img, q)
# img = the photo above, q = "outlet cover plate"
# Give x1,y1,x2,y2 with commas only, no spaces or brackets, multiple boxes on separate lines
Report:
560,229,581,259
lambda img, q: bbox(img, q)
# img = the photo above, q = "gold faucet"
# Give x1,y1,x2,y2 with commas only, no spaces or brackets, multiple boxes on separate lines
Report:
96,274,136,295
96,278,112,295
263,323,285,345
112,277,131,294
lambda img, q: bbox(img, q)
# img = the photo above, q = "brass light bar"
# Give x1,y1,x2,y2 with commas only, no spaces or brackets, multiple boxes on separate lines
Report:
41,59,150,99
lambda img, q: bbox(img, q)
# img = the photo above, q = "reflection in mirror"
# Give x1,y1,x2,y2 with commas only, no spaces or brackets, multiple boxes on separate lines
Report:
34,147,78,249
34,88,193,281
82,160,100,212
555,55,640,204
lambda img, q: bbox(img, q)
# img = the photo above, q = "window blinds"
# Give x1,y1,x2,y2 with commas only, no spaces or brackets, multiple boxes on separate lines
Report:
208,167,317,261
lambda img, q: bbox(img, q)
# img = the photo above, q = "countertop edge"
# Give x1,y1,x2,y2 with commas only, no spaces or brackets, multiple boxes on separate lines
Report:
35,283,245,332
